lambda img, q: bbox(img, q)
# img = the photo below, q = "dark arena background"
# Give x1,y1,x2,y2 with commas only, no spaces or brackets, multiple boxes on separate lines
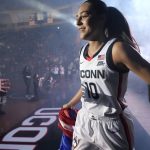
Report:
0,0,150,150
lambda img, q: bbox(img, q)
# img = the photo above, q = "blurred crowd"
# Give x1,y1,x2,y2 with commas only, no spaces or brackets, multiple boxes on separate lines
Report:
0,24,81,102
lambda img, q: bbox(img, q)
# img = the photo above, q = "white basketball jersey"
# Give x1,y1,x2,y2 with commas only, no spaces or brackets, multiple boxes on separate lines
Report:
80,38,128,116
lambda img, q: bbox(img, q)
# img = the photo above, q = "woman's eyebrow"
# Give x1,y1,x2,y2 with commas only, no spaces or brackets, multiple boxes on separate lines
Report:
75,11,90,17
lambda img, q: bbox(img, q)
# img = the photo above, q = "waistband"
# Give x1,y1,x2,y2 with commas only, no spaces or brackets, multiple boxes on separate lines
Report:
80,108,120,121
88,112,119,121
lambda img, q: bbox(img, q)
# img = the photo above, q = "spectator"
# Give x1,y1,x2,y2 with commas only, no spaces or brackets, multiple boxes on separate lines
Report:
0,79,10,115
32,73,40,100
22,65,32,99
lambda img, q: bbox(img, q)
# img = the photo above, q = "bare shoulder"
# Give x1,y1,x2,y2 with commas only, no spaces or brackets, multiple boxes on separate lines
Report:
110,41,150,84
111,40,150,75
112,41,135,56
111,41,140,65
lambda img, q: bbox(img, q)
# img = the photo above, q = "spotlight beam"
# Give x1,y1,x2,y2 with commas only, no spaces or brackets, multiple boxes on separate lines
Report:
17,0,76,26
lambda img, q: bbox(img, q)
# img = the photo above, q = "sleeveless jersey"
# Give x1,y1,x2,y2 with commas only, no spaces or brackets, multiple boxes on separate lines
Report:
80,38,128,116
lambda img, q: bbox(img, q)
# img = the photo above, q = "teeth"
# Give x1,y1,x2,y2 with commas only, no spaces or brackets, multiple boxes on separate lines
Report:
79,28,84,31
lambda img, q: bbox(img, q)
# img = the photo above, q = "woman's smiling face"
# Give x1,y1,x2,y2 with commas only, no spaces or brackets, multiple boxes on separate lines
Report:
76,2,106,41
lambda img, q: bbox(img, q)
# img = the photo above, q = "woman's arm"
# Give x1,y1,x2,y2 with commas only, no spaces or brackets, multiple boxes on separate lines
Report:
63,87,82,108
112,41,150,84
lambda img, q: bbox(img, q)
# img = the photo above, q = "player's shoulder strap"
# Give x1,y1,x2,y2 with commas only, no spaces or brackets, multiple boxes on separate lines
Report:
106,38,129,73
79,44,88,56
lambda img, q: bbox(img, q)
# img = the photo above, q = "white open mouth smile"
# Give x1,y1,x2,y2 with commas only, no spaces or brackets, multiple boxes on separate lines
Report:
79,27,85,31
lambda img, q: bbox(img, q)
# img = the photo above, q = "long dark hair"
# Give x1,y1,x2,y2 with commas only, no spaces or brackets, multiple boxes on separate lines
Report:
106,6,139,50
83,0,139,51
84,0,107,15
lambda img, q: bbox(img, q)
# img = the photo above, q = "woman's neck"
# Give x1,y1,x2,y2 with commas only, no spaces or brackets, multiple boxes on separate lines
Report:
87,40,105,57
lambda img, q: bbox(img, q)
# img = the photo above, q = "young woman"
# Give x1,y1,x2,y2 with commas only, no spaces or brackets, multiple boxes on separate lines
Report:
63,0,150,149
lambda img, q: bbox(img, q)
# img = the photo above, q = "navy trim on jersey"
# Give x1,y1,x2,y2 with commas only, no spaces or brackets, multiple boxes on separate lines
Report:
83,42,106,60
79,46,84,55
106,39,129,73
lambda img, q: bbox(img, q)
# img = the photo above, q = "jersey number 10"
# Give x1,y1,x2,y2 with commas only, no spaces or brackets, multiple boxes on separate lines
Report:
85,82,99,99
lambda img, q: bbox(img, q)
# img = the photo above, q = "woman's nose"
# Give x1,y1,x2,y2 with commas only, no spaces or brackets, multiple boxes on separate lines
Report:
76,17,82,26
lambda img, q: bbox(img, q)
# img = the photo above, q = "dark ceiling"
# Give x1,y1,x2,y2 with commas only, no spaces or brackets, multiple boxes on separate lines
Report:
0,0,81,12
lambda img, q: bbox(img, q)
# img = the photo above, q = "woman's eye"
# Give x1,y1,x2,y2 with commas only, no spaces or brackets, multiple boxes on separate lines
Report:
75,13,90,21
81,15,88,18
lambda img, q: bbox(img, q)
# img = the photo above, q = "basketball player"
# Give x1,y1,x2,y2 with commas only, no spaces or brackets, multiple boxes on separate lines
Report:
63,0,150,150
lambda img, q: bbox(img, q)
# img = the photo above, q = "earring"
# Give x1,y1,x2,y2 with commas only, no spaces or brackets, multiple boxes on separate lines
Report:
104,28,108,38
